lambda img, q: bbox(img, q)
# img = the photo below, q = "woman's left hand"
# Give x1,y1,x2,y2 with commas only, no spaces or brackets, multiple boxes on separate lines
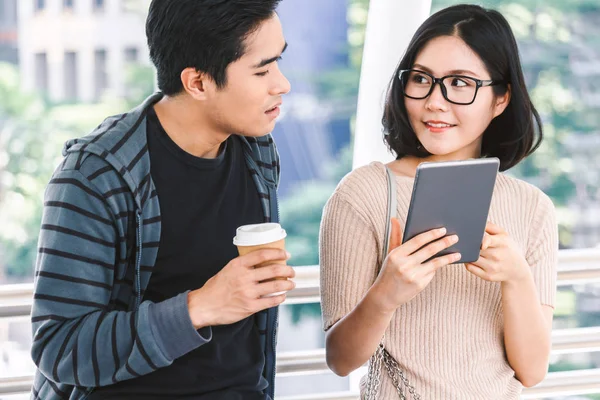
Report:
465,222,531,284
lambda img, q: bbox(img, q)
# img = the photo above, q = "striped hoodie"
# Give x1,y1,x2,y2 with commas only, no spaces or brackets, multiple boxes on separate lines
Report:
30,93,282,399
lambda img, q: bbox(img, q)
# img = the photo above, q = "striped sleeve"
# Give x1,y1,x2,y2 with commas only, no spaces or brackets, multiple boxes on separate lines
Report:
31,168,211,387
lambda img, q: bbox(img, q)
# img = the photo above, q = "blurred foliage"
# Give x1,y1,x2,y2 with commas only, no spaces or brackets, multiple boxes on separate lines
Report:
281,0,367,324
2,0,600,353
548,359,595,373
281,146,352,324
429,0,600,246
281,0,600,326
0,58,153,282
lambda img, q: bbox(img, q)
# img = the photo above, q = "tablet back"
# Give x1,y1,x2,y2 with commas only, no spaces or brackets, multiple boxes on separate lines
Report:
403,158,499,264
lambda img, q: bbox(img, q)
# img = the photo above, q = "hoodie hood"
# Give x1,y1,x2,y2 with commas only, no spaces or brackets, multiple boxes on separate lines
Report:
63,92,164,211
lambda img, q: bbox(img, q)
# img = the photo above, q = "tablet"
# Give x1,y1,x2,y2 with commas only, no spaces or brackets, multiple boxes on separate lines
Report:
402,158,499,264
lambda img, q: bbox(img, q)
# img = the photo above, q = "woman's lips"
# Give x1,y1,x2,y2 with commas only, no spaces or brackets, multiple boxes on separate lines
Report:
424,121,455,133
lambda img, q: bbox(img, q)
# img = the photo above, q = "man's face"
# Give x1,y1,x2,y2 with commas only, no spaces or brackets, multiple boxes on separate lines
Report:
205,13,291,138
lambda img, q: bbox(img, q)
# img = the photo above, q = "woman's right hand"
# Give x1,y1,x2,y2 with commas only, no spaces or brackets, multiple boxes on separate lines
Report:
369,218,461,313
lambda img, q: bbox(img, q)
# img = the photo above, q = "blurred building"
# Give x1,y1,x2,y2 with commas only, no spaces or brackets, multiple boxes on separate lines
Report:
18,0,151,103
274,0,353,196
0,0,18,64
15,0,352,196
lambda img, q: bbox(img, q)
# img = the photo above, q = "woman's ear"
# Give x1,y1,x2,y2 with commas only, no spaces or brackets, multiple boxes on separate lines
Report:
493,84,511,118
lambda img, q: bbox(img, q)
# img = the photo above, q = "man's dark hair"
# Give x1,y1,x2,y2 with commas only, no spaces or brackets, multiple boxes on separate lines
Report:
383,4,543,171
146,0,282,95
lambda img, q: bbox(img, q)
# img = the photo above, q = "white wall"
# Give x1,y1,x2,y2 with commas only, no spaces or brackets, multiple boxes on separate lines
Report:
352,0,432,169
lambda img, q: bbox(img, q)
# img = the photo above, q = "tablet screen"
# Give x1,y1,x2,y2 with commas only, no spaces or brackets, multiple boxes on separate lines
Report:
402,158,499,264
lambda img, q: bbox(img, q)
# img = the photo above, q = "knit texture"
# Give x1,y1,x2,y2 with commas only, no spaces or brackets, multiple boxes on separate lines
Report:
319,161,558,399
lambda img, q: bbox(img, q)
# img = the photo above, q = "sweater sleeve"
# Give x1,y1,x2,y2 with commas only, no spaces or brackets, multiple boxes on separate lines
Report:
31,168,211,388
525,192,559,308
319,192,382,331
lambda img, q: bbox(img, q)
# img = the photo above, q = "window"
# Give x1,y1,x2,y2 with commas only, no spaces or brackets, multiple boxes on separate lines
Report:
63,51,78,100
34,0,45,12
63,0,73,10
93,0,104,11
34,52,47,93
0,0,16,24
94,49,108,100
124,47,138,63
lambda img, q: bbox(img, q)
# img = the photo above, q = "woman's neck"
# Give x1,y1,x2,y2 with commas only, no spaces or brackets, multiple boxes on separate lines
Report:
388,150,482,178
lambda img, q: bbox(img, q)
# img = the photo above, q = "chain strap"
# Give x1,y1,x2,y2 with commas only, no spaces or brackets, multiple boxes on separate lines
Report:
382,347,421,400
364,340,384,398
364,167,422,399
363,334,421,400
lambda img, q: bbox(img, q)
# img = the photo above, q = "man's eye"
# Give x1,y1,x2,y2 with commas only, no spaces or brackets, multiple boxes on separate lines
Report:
256,70,269,77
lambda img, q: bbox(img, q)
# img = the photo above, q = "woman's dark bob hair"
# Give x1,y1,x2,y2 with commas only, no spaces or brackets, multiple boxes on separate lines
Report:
383,4,542,171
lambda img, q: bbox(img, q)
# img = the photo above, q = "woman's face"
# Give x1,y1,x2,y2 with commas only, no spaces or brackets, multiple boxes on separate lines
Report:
404,35,510,161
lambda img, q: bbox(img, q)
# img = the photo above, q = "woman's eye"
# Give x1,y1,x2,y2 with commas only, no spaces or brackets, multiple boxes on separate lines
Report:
412,74,429,84
451,77,469,87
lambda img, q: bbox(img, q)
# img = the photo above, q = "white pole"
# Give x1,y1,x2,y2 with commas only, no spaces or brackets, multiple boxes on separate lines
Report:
352,0,432,170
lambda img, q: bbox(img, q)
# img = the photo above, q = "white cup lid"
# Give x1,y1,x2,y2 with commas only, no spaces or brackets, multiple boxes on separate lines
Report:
233,223,287,246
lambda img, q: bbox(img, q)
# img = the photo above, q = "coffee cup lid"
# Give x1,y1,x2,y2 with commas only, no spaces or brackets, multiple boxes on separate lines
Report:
233,223,287,246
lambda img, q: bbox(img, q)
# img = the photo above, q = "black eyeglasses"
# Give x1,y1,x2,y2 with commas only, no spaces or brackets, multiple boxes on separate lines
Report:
398,69,505,105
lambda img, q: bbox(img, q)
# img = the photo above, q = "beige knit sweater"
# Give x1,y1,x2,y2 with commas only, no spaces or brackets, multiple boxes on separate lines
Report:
319,161,558,400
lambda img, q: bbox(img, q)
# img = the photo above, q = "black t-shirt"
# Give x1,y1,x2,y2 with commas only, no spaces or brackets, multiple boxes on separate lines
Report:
88,108,267,399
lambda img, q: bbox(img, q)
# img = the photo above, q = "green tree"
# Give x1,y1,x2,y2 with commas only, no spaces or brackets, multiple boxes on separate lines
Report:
0,61,152,282
430,0,600,247
0,63,52,281
280,0,369,323
281,147,352,324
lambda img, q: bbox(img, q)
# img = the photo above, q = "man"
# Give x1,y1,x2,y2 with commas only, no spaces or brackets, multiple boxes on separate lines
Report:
30,0,293,399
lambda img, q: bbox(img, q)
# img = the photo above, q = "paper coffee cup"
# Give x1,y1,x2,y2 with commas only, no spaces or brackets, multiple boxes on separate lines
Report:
233,223,288,297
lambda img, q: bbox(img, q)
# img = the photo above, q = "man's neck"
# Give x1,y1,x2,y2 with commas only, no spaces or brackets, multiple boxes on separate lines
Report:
153,95,230,159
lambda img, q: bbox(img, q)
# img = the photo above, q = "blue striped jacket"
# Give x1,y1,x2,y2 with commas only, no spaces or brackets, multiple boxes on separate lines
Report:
30,93,282,399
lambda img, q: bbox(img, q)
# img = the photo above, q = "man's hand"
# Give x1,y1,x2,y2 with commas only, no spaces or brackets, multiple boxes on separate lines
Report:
187,249,295,328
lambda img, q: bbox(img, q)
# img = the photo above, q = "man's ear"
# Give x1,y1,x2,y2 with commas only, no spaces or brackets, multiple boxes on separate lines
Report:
181,68,215,100
493,84,511,118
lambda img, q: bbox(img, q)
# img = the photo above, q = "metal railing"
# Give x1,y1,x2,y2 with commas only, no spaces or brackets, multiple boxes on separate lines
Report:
1,248,600,398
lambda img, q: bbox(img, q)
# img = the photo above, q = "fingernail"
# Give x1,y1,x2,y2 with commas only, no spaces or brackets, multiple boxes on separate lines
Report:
439,227,447,235
455,253,462,260
452,235,459,243
285,251,292,259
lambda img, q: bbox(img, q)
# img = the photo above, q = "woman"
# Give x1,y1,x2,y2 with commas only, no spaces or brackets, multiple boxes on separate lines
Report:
319,4,557,399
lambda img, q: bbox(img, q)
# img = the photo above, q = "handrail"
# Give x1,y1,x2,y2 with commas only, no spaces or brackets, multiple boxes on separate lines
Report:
1,248,599,397
3,367,600,398
2,248,600,314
